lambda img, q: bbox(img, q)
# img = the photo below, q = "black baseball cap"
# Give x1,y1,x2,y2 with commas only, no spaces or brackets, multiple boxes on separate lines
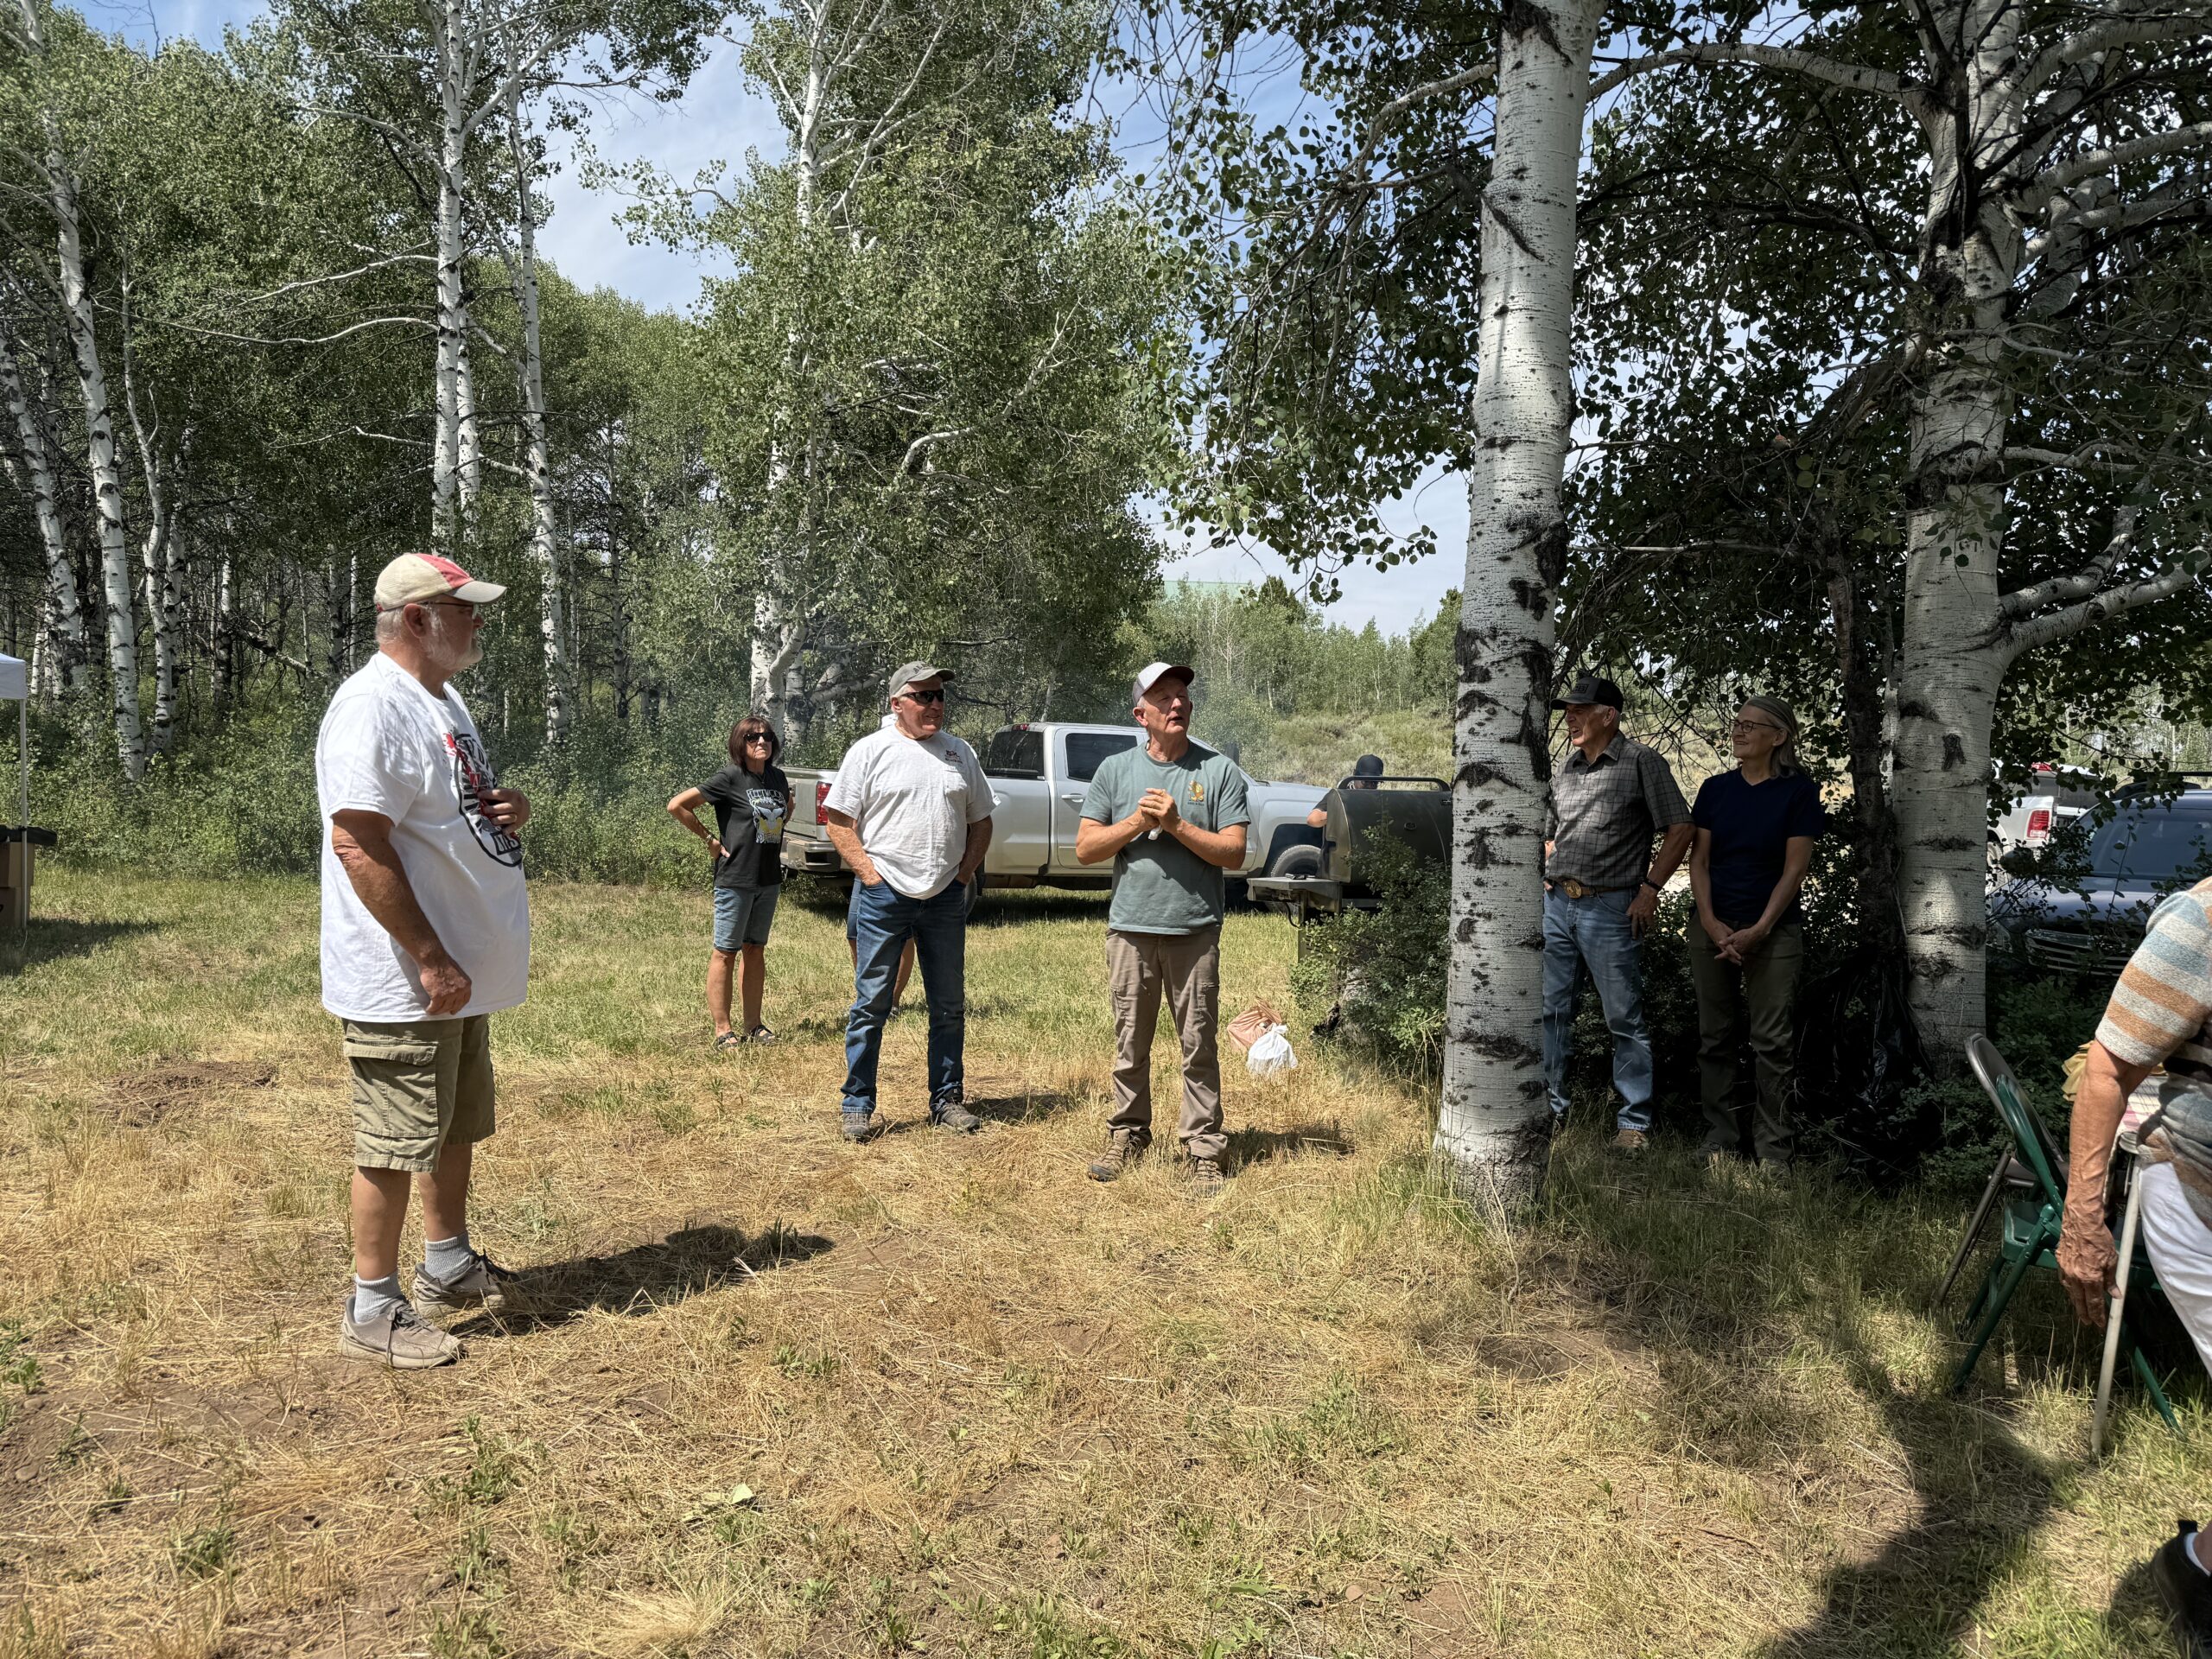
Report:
1551,675,1624,711
1352,753,1384,777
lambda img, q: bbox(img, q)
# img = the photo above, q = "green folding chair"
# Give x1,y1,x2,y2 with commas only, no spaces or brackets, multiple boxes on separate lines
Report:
1950,1035,2180,1433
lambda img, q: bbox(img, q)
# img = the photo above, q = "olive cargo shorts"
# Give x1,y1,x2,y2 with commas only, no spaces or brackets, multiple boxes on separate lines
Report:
343,1015,496,1173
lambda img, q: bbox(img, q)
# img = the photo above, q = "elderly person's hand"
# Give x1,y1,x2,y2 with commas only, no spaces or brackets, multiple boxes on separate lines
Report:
2057,1211,2118,1327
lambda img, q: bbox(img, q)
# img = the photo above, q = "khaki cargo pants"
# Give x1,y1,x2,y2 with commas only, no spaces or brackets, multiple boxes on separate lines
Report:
1105,925,1227,1162
343,1016,496,1173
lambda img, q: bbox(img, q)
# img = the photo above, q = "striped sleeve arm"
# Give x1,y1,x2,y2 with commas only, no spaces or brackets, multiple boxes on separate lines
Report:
2097,887,2212,1069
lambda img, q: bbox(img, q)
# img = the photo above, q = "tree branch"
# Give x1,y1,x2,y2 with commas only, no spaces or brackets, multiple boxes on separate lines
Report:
1589,42,1905,103
2018,119,2212,207
2005,556,2203,658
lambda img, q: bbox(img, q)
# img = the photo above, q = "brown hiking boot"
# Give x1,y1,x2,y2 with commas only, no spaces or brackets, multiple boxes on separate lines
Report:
1086,1130,1147,1182
1187,1157,1225,1198
339,1301,461,1370
1611,1128,1649,1154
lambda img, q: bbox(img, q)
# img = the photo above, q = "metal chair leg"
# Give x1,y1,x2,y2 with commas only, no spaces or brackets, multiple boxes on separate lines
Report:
1952,1246,2039,1395
1939,1150,2013,1308
2124,1326,2183,1434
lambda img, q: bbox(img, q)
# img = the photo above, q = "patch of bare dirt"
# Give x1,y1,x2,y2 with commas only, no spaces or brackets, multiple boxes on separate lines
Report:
104,1058,276,1126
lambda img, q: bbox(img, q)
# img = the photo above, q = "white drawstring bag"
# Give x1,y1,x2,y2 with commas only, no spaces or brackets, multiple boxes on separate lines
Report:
1246,1023,1297,1076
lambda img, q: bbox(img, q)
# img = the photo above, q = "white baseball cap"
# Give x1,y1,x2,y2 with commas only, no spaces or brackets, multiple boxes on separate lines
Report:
373,552,506,611
1132,662,1194,702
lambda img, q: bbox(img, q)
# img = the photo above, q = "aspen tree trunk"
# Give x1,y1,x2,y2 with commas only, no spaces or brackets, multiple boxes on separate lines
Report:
0,330,83,692
53,181,143,779
1891,0,2024,1058
1433,0,1604,1204
751,39,827,732
506,100,568,746
214,549,236,715
430,0,472,548
15,0,139,772
123,326,176,754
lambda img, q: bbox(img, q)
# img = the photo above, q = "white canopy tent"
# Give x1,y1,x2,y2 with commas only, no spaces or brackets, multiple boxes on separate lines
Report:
1,653,25,956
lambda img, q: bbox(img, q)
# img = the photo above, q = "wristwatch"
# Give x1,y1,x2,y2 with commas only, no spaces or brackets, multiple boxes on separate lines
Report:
1638,878,1661,893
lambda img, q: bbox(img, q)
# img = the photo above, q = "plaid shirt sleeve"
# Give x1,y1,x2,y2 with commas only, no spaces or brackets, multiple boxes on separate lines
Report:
1638,747,1692,829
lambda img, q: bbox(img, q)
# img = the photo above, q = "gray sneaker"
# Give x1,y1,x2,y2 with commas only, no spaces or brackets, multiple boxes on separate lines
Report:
931,1094,982,1134
1187,1157,1226,1198
339,1300,461,1369
1087,1130,1148,1182
841,1109,880,1142
413,1252,516,1322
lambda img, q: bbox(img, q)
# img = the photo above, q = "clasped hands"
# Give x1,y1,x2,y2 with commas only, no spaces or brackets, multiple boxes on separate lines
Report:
1132,788,1182,836
1700,912,1770,963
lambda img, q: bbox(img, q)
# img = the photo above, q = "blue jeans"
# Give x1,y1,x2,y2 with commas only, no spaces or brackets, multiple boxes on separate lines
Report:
843,877,968,1118
1541,886,1654,1132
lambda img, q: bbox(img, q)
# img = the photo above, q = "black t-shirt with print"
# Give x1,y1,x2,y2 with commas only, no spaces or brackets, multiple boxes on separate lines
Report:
699,764,791,890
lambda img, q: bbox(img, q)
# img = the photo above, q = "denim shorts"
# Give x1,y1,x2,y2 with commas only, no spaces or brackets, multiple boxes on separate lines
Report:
713,885,779,950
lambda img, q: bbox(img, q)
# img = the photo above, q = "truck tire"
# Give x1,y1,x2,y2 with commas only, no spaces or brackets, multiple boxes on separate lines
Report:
1268,842,1325,880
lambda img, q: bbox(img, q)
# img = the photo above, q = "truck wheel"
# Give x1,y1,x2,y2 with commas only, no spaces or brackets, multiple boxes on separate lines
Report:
1268,843,1325,880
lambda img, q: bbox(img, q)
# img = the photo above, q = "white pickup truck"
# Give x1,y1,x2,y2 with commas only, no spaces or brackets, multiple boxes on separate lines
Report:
780,721,1330,893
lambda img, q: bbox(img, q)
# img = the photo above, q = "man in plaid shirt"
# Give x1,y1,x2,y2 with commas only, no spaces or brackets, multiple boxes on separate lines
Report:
1542,675,1693,1152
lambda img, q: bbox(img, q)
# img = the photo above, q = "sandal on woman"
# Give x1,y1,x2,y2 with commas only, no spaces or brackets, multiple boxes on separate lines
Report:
715,1031,746,1052
746,1026,778,1046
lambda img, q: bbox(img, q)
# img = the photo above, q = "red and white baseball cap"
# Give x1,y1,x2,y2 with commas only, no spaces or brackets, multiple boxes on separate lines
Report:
372,553,507,612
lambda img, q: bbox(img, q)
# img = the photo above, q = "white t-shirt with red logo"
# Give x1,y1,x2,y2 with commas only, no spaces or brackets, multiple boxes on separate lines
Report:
315,652,531,1020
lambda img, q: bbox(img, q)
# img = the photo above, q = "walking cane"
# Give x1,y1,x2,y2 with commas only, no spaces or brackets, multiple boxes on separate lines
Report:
2093,1104,2164,1459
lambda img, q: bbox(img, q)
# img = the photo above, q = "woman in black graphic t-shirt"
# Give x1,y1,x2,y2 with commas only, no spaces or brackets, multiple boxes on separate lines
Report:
667,715,791,1049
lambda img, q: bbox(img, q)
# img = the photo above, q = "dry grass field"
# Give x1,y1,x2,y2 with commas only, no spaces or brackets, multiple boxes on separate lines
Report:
1,868,2206,1658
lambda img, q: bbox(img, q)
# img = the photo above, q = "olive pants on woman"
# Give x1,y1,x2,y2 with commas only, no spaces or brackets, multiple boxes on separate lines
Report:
1686,922,1802,1166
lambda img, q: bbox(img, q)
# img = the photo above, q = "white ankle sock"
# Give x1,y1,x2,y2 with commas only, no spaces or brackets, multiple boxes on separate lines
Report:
2187,1530,2209,1575
350,1273,404,1324
423,1232,474,1281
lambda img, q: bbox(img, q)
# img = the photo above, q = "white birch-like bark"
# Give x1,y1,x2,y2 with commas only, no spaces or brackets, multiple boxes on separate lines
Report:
121,304,177,753
1889,0,2025,1056
8,0,138,767
429,0,471,548
750,29,830,734
25,31,144,776
0,327,83,692
503,95,568,745
1433,0,1604,1205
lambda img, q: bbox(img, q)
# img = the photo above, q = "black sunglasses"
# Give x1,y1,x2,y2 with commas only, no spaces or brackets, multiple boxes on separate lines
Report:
744,733,774,746
899,688,947,704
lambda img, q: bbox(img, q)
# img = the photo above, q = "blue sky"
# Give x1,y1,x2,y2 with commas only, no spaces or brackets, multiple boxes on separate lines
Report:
99,0,1465,639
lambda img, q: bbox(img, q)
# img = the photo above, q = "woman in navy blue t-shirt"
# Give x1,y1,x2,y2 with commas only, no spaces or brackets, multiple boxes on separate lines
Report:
1688,696,1825,1168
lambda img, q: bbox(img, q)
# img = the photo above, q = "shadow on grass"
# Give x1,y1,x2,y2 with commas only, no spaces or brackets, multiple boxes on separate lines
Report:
1535,1135,2187,1656
1228,1122,1355,1169
489,1221,833,1332
1,917,158,974
964,1088,1084,1124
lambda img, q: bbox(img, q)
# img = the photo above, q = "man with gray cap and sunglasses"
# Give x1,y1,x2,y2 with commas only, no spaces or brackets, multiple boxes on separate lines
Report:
317,553,531,1368
1544,673,1693,1153
822,663,995,1141
1076,662,1250,1196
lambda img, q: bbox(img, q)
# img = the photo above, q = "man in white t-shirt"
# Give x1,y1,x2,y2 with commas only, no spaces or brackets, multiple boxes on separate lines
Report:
316,553,531,1368
822,663,994,1141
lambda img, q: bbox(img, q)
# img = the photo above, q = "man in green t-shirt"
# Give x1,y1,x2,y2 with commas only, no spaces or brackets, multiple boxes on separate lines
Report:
1076,662,1252,1196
